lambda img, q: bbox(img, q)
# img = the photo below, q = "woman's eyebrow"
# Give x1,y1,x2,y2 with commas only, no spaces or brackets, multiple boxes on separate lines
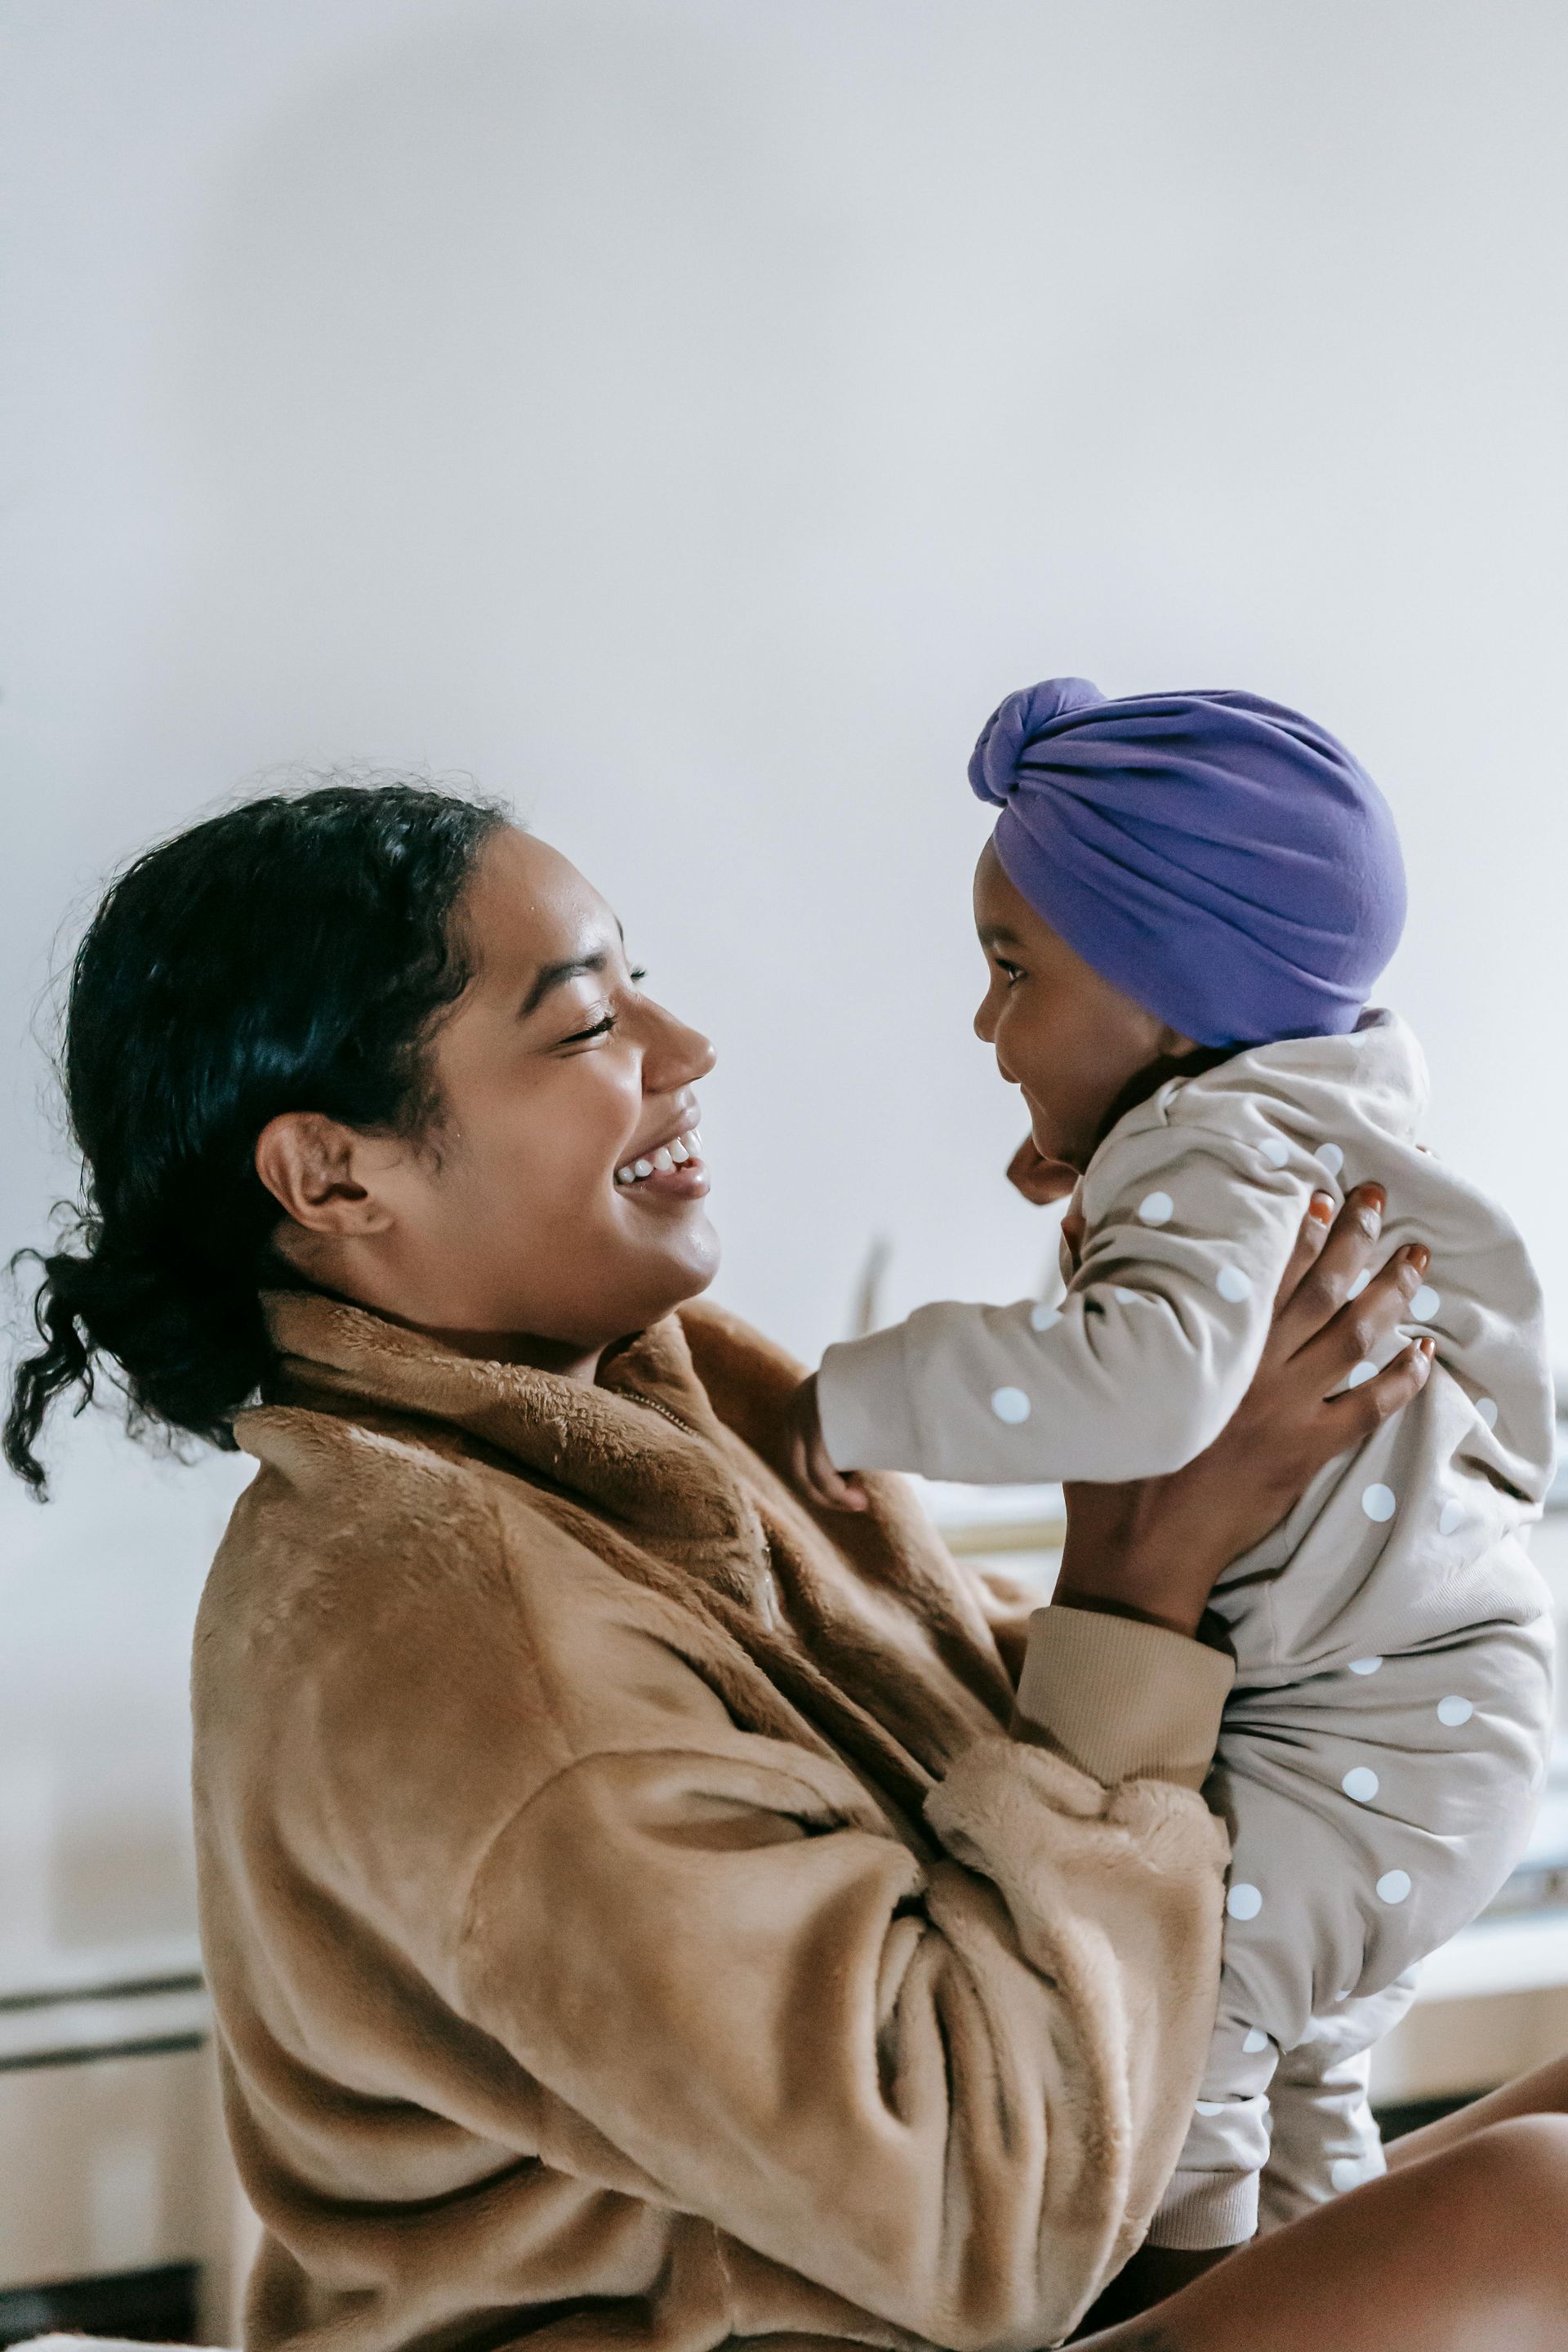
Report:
518,949,610,1018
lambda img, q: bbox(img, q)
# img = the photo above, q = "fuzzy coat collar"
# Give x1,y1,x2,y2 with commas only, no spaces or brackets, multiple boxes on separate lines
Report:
262,1285,751,1544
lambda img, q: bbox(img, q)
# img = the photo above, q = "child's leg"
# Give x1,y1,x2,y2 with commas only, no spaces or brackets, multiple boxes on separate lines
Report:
1258,2039,1382,2230
1154,1635,1548,2246
1076,2114,1568,2350
1257,1976,1417,2229
1148,1736,1430,2248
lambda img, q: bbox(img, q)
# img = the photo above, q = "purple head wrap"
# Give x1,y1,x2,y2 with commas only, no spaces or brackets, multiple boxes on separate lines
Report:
969,676,1405,1048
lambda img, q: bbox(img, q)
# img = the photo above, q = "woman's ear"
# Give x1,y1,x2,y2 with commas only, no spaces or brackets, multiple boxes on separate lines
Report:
254,1111,395,1236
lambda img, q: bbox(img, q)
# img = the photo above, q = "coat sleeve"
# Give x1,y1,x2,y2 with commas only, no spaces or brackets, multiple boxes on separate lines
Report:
455,1606,1232,2352
816,1123,1316,1484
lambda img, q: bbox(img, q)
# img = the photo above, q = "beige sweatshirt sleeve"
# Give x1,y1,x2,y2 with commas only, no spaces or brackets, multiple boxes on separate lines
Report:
1013,1602,1236,1791
817,1122,1312,1484
457,1606,1232,2351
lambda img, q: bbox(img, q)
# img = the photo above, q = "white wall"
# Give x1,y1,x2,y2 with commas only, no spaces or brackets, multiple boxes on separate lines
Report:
4,0,1566,1967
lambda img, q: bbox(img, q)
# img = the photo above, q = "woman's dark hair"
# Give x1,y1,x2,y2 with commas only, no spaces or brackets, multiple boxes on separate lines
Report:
5,778,507,1495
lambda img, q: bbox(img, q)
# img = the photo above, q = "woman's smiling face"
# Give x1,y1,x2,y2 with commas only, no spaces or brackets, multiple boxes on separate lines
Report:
263,825,719,1365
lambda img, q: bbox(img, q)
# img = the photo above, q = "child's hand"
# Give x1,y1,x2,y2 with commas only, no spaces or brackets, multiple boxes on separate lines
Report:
785,1374,869,1513
1006,1133,1076,1206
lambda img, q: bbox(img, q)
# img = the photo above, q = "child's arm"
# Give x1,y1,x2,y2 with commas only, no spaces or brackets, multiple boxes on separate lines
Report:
814,1124,1323,1486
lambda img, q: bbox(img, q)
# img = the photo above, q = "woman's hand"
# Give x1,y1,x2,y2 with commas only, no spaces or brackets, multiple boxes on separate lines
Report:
1055,1184,1434,1638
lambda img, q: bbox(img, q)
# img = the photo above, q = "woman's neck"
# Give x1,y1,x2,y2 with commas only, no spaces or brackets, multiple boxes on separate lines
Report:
270,1227,607,1382
415,1322,605,1383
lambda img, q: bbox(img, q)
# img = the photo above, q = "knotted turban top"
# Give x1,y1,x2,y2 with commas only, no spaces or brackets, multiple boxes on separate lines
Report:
969,676,1406,1049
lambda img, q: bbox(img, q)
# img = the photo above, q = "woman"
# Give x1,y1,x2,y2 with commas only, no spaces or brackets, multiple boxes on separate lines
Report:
7,780,1567,2352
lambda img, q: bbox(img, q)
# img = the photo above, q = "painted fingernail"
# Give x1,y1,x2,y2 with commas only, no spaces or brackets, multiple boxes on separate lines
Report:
1406,1244,1430,1274
1308,1192,1334,1225
1361,1183,1387,1212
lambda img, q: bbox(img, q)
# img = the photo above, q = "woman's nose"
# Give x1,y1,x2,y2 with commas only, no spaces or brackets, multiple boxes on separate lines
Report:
641,999,716,1091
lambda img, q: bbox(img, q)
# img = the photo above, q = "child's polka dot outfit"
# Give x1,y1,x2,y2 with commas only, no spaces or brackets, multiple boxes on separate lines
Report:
817,1011,1556,2248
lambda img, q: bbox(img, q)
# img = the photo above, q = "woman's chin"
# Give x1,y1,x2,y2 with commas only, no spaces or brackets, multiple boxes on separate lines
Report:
674,1209,721,1295
623,1203,722,1316
591,1167,721,1325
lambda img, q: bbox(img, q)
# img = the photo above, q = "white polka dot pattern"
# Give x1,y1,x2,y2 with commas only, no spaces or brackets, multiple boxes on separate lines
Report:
1439,1499,1464,1536
1346,1361,1377,1388
991,1386,1031,1425
1259,1135,1290,1168
1029,1303,1061,1331
1317,1143,1345,1178
1227,1882,1263,1921
1361,1482,1396,1523
1330,2157,1366,2194
1347,1267,1371,1299
1342,1766,1379,1803
1477,1396,1499,1429
1112,1286,1138,1305
1138,1190,1174,1226
1217,1264,1253,1303
1195,2100,1225,2117
1377,1869,1413,1905
1242,2027,1269,2055
1410,1284,1441,1323
1349,1656,1383,1676
1437,1695,1474,1727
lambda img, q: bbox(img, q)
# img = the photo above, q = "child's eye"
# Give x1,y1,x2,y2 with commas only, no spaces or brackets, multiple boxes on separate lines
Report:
629,965,648,983
996,957,1025,984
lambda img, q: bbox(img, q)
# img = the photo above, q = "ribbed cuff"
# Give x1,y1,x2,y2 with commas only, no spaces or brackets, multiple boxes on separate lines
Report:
817,1327,923,1472
1013,1605,1234,1790
1147,2168,1259,2251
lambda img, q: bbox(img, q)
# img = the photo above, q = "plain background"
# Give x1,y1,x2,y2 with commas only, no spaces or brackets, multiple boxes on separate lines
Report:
3,0,1566,1974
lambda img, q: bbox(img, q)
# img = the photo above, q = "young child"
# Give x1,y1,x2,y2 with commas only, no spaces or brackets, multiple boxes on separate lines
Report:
789,675,1557,2252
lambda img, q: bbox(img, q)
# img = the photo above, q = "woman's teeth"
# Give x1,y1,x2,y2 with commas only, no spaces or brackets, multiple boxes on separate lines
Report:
615,1129,701,1186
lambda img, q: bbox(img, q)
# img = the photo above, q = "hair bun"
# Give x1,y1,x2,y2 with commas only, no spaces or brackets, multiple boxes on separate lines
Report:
968,676,1103,806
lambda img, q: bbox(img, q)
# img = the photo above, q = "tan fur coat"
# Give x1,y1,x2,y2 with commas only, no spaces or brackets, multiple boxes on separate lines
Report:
193,1290,1232,2352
